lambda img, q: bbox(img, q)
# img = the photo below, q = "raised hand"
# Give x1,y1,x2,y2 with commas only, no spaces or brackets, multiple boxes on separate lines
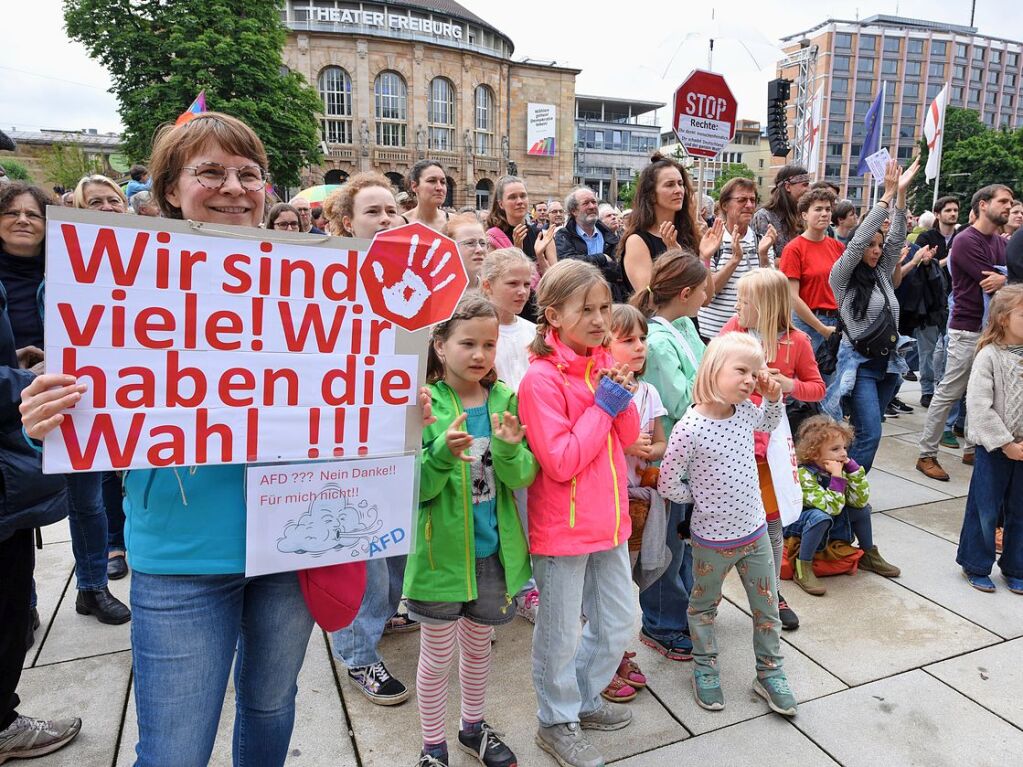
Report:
759,224,777,258
372,232,455,319
882,158,900,201
513,223,529,249
445,412,474,462
898,156,921,194
699,218,726,263
418,386,436,428
659,220,679,250
491,411,526,445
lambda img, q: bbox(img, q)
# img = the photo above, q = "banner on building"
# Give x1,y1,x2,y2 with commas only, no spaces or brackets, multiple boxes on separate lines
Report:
41,209,468,473
527,103,557,156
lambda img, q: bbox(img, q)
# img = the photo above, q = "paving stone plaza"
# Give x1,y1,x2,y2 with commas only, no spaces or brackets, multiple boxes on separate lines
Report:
19,382,1023,767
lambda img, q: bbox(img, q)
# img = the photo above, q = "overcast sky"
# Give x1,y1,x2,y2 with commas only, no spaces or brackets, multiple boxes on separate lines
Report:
3,0,1020,136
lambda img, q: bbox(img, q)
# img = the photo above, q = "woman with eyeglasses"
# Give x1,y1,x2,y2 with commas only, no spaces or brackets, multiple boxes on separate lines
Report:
73,174,128,213
265,202,302,232
19,113,314,766
445,212,489,287
696,177,777,340
1,181,133,633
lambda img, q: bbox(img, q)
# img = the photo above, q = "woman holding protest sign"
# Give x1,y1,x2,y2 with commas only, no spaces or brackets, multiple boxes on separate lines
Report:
1,181,132,631
19,113,315,766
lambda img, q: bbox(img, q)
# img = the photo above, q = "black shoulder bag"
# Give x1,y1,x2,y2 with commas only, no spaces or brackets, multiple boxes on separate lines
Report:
847,287,898,359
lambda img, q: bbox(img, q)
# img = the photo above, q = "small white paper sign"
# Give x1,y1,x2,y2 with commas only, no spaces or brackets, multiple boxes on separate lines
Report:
865,147,891,185
244,453,416,576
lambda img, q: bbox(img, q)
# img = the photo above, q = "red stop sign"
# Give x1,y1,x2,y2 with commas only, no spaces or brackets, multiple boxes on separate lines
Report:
673,69,738,159
360,222,468,332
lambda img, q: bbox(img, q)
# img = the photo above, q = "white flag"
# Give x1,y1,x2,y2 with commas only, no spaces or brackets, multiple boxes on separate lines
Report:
803,86,824,175
923,83,949,182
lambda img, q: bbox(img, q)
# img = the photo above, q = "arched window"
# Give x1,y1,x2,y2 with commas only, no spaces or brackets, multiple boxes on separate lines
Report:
474,85,494,155
428,77,455,150
475,178,493,209
318,66,353,144
374,71,407,147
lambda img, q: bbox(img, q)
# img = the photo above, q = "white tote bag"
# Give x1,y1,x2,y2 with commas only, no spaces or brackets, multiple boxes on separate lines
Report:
766,414,802,526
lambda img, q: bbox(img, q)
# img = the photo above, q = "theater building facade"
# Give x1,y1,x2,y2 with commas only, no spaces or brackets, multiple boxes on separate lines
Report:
280,0,579,208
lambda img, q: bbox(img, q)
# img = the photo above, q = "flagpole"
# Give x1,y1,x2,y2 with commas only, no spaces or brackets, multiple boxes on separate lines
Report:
932,82,948,208
873,81,887,207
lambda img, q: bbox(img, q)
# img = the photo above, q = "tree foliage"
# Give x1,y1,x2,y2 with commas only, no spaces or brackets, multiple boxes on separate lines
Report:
63,0,323,188
0,159,33,182
908,107,1023,222
40,144,105,191
710,163,756,200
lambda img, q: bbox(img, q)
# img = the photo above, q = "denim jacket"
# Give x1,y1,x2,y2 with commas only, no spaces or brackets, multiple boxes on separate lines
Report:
822,336,912,421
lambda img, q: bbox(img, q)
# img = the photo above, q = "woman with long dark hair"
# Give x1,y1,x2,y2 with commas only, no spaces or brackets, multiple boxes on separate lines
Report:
619,153,717,296
403,159,449,232
752,164,810,258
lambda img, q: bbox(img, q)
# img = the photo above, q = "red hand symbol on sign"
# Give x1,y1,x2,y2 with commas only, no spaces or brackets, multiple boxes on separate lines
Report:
360,222,468,331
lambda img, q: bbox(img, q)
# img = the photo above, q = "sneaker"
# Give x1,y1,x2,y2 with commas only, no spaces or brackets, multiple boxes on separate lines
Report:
903,371,918,381
996,527,1004,555
892,397,913,413
884,404,899,418
579,699,632,731
535,722,603,767
348,661,410,705
920,394,933,408
939,431,960,449
417,750,449,766
616,651,647,688
0,715,82,763
777,594,799,631
962,570,996,593
692,671,724,711
753,675,797,716
793,559,826,596
516,589,539,624
962,451,975,466
383,611,420,634
1005,576,1023,595
600,674,637,703
916,456,950,481
638,628,692,661
857,546,901,577
458,721,517,767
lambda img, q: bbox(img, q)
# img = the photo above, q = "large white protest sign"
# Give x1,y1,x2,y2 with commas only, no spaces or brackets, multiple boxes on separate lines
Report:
42,209,467,473
244,453,416,576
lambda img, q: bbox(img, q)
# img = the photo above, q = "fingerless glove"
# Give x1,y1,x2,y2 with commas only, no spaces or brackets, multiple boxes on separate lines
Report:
594,376,634,418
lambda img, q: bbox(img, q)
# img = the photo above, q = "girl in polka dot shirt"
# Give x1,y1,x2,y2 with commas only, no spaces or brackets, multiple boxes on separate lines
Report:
657,332,798,718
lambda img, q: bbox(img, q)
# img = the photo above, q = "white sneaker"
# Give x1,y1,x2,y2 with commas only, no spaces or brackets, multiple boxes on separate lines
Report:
516,589,539,624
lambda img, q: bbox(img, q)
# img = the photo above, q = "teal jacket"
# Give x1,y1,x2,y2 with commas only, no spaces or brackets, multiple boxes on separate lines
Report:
404,380,536,604
641,316,705,438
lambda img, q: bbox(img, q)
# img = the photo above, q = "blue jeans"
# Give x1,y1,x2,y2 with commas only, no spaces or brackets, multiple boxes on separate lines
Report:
946,396,968,432
846,359,901,473
912,326,944,397
531,543,634,726
792,313,838,387
638,502,692,646
331,555,405,668
788,505,873,560
68,472,109,591
130,570,314,767
103,471,126,553
956,447,1023,579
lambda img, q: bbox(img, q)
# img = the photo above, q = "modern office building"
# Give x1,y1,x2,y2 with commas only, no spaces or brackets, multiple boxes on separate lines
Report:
778,15,1023,205
279,0,578,207
660,119,774,200
572,95,663,204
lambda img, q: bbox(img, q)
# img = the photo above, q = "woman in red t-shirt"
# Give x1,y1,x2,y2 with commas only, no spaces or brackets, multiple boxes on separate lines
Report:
779,188,846,373
720,268,825,632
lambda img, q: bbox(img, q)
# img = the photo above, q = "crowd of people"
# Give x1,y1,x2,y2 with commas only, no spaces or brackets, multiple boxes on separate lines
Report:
2,111,1023,767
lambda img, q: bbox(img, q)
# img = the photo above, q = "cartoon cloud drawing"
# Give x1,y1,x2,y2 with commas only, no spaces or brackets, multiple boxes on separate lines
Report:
277,486,383,556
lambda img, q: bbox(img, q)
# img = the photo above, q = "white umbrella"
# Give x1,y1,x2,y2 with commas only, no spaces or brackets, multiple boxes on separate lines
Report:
653,10,786,78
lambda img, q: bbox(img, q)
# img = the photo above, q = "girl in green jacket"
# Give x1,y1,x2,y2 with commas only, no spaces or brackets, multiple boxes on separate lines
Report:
405,293,538,767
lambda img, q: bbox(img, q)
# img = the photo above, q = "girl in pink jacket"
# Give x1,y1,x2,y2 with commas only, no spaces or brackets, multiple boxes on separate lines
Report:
517,260,640,767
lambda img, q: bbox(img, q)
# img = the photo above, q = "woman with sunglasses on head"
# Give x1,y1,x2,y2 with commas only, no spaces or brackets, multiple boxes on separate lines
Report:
20,113,315,767
265,202,302,232
752,165,810,259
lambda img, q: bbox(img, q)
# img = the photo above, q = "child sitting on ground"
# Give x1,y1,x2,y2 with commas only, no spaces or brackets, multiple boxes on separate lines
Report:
785,416,900,596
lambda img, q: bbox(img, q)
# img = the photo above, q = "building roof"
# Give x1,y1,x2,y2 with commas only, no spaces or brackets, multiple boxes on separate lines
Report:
781,14,983,43
575,95,664,117
382,0,513,51
7,129,122,148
